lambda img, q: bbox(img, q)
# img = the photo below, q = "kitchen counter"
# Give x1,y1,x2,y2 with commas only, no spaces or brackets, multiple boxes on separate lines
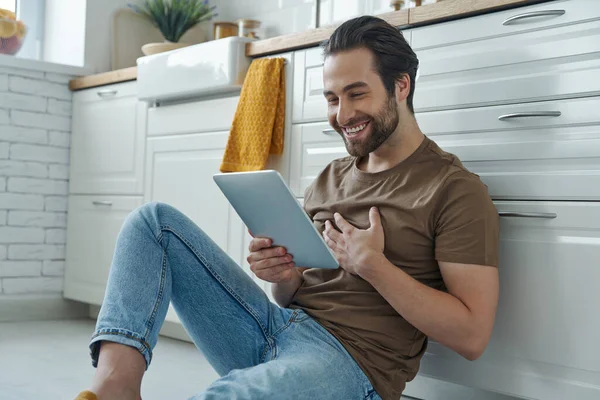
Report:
68,0,547,91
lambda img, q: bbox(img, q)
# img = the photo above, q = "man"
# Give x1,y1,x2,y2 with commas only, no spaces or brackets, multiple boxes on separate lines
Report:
77,15,499,400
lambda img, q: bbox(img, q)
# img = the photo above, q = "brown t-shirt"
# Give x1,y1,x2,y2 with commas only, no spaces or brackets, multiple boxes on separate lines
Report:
290,136,499,400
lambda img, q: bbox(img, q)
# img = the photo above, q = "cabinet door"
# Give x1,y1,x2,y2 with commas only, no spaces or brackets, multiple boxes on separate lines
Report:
144,132,247,322
292,48,328,123
64,195,143,304
413,201,600,400
145,131,245,262
289,122,347,197
69,82,146,195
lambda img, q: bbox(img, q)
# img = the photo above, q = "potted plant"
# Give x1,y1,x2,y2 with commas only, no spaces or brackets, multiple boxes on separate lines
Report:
128,0,217,55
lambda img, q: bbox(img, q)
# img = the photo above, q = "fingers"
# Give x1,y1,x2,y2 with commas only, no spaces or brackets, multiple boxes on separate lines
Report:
251,258,295,282
333,213,353,234
247,245,286,263
368,207,381,230
323,231,336,249
248,237,272,252
249,253,294,272
324,220,343,242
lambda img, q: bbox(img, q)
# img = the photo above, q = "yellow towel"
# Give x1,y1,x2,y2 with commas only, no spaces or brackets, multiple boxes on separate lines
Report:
73,391,97,400
220,57,286,172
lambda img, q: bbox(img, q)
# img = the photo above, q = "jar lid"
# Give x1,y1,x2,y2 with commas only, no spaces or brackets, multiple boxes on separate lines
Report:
236,19,261,29
214,22,238,27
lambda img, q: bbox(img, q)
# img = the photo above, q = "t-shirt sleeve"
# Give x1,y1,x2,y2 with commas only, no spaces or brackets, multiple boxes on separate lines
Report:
303,183,315,217
433,172,499,267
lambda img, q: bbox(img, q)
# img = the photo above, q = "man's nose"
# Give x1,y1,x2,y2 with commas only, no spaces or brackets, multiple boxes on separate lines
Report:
336,100,356,127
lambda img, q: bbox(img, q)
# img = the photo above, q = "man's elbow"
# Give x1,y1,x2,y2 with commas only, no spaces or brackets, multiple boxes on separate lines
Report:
459,335,489,361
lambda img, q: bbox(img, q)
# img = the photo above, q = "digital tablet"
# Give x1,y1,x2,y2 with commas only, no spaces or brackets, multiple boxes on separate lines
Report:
213,170,339,269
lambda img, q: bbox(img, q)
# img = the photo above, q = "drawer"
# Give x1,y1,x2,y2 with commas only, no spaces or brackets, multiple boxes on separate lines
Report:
64,195,144,304
148,96,239,136
416,201,600,400
411,0,600,50
73,81,137,103
293,29,413,123
289,122,347,197
414,19,600,112
418,96,600,201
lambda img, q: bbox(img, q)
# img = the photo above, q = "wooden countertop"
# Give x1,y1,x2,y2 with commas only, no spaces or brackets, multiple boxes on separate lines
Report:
69,66,137,91
69,0,543,91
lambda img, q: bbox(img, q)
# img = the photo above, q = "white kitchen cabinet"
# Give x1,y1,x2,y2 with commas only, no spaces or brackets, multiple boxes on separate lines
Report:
292,48,328,123
64,195,143,305
289,121,347,197
419,96,600,201
411,201,600,400
69,81,147,195
147,96,239,136
411,0,600,51
144,131,249,324
144,131,246,264
413,5,600,112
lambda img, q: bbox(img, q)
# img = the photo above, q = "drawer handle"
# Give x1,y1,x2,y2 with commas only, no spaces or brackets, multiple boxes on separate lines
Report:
97,89,118,98
502,10,565,26
498,111,561,121
322,128,337,135
92,201,113,206
498,212,557,219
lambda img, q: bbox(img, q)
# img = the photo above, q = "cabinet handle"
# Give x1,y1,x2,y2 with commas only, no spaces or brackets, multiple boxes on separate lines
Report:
92,201,113,206
498,212,557,219
97,89,118,98
498,111,561,121
322,128,337,135
502,10,565,26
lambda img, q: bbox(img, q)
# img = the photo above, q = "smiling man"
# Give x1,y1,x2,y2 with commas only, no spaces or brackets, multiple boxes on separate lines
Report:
78,15,499,400
286,16,501,400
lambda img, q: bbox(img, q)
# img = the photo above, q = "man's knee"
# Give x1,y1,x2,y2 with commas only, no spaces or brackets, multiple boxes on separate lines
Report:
133,201,182,223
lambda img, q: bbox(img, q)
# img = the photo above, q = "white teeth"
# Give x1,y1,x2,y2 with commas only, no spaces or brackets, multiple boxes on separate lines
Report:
346,123,367,134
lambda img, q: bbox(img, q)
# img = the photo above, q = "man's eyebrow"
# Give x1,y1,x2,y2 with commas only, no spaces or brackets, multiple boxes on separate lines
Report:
323,81,369,97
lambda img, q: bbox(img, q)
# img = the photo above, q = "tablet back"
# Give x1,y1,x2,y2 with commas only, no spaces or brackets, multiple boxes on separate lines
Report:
213,170,339,269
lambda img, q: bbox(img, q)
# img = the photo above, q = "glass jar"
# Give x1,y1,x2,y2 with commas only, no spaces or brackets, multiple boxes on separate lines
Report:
236,19,261,39
213,22,238,40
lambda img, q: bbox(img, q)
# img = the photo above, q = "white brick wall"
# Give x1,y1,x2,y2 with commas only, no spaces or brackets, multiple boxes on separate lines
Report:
0,68,73,296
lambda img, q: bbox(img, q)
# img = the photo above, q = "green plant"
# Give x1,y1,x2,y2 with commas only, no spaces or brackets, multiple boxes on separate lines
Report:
128,0,217,42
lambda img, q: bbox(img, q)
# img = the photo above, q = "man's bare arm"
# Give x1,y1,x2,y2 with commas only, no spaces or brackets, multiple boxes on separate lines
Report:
361,256,499,360
271,268,304,307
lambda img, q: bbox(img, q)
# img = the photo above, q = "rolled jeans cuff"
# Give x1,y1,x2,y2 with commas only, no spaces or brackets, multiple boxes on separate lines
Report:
89,328,153,369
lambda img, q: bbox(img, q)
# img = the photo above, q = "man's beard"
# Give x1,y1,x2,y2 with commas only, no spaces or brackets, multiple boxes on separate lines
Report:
333,95,399,157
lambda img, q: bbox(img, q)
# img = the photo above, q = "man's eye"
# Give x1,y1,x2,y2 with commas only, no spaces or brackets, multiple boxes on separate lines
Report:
351,92,365,98
327,98,339,104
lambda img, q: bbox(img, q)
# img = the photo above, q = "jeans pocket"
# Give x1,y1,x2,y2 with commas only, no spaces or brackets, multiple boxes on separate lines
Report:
290,309,311,323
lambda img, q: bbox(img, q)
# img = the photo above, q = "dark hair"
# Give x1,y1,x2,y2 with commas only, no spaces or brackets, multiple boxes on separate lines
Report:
322,16,419,114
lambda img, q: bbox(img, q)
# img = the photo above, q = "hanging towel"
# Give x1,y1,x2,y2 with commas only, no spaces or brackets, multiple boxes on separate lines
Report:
220,57,286,172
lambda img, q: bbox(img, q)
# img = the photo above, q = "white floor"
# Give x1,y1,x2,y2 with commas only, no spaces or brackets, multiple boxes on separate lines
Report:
0,318,219,400
0,318,520,400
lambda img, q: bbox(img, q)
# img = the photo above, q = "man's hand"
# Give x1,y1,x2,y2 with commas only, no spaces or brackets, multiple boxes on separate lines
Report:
323,207,385,276
247,236,298,283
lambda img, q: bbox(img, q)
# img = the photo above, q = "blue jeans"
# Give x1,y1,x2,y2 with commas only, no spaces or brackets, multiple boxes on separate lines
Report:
90,202,381,400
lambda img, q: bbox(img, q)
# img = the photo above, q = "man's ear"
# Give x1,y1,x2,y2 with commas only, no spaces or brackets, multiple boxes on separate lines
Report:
394,74,411,103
